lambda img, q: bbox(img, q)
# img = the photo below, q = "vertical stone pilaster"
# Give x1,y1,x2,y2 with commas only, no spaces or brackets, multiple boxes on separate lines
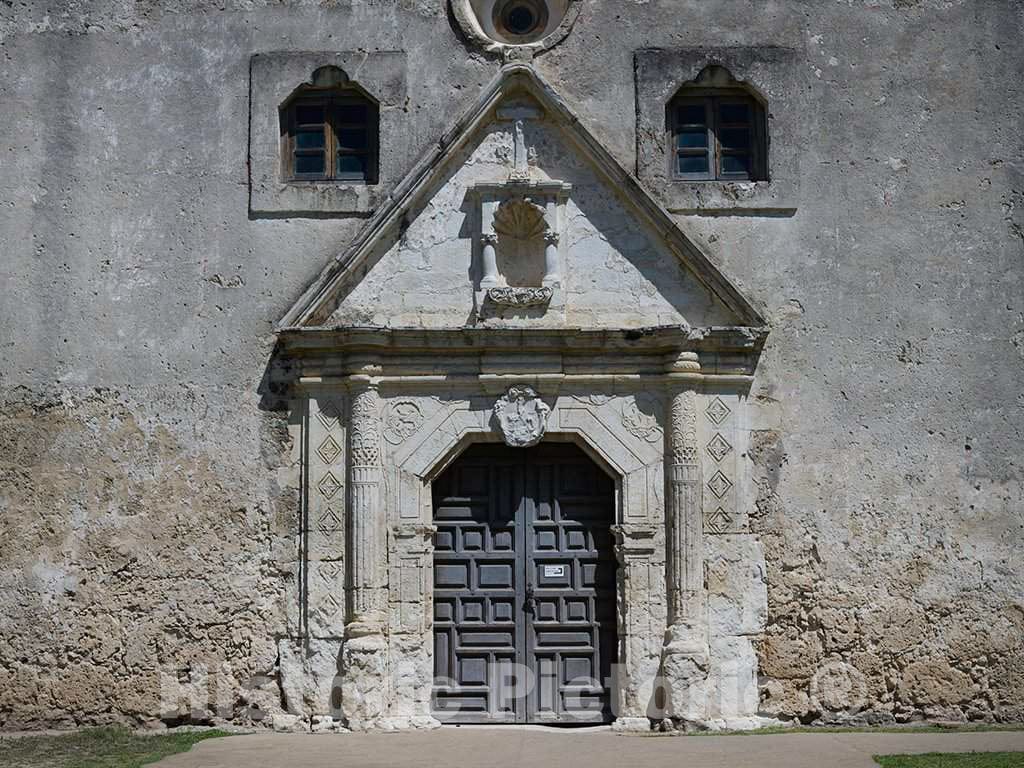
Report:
611,524,659,731
661,351,710,727
341,375,388,730
386,523,441,729
304,392,347,640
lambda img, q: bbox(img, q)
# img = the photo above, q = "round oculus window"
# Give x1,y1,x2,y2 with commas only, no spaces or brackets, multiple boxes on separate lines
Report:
493,0,548,41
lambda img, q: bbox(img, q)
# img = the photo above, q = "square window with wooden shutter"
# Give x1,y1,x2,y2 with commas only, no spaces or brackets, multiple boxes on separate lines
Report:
669,89,766,182
284,90,379,183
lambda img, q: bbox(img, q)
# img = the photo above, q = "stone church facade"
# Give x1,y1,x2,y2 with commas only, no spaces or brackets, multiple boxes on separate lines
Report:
1,0,1021,732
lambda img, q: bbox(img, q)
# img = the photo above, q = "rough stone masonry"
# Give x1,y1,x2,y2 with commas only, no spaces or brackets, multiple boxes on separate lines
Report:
0,0,1021,732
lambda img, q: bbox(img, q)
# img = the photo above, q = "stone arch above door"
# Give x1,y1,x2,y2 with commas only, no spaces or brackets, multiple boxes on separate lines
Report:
386,393,665,529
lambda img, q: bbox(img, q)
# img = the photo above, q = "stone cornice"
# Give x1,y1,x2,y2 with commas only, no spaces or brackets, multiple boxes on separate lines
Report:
278,324,767,387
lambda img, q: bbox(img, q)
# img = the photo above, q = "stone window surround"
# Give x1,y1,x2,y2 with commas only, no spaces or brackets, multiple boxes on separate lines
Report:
249,51,407,217
635,46,801,214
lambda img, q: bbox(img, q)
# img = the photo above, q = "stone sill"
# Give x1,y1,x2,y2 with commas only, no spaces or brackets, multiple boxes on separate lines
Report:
250,180,386,217
656,179,797,216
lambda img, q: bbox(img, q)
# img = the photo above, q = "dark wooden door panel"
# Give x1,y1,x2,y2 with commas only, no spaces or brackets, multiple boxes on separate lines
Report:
432,442,616,724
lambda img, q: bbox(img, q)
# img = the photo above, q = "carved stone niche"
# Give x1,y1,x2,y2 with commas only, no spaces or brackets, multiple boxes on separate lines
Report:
472,179,570,317
469,98,571,319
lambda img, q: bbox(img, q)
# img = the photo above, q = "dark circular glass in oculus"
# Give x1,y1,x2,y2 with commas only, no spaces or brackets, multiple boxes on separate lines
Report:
506,5,537,34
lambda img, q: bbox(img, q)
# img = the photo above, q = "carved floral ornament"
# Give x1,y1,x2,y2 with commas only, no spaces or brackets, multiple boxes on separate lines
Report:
493,385,550,447
620,394,663,444
486,286,553,307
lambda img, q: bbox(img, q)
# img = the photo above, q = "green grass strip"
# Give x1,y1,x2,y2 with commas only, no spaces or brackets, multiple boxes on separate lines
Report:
874,753,1024,768
0,726,232,768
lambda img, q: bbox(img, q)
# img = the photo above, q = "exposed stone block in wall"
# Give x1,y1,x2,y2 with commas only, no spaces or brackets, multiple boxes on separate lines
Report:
277,638,342,719
705,534,767,637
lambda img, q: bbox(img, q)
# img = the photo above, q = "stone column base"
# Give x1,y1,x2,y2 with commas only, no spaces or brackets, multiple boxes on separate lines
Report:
660,621,709,725
340,633,388,731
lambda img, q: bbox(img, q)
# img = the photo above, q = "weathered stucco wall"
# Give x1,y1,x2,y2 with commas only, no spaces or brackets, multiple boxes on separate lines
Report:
1,0,1022,729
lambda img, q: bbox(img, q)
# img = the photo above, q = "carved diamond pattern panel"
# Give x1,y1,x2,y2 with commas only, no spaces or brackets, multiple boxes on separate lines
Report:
309,561,345,636
706,433,733,463
706,470,733,499
316,508,343,538
317,471,343,500
317,435,343,465
316,398,343,431
705,507,733,535
305,393,347,639
705,397,731,425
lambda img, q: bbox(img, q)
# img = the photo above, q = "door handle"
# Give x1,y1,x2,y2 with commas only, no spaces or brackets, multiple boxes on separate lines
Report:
524,585,536,613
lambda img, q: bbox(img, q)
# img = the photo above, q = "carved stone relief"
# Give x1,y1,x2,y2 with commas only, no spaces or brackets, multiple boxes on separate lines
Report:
306,395,347,638
383,399,425,446
621,394,664,444
701,394,745,535
486,285,553,307
493,384,550,447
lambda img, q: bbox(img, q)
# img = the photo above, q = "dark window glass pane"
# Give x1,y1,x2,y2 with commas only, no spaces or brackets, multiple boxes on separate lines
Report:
295,104,325,125
676,104,706,126
337,154,366,177
337,128,366,150
676,129,708,149
721,154,750,174
719,128,750,150
719,102,751,124
677,154,709,174
337,104,368,123
295,153,325,174
296,129,325,149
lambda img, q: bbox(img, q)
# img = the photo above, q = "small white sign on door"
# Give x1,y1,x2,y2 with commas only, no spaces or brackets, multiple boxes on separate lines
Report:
543,565,566,578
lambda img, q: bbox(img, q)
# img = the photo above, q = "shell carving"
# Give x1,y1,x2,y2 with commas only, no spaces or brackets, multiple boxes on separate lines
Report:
493,197,547,240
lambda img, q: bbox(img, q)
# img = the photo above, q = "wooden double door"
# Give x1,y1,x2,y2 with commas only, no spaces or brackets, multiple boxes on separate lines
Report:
432,442,617,724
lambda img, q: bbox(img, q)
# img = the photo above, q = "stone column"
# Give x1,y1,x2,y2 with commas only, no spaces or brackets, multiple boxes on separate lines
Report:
480,232,499,288
542,231,560,286
341,374,388,730
661,351,709,728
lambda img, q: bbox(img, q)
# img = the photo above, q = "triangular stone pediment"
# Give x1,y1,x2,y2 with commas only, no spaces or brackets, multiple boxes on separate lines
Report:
280,65,765,332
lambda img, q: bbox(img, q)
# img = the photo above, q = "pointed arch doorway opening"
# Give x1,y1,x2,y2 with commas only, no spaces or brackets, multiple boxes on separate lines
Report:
431,441,618,724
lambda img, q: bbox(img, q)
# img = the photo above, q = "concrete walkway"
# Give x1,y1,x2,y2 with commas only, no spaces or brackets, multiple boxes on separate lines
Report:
155,728,1024,768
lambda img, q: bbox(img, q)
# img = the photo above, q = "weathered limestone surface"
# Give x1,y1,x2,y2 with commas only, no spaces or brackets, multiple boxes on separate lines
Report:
0,0,1022,729
324,119,734,329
